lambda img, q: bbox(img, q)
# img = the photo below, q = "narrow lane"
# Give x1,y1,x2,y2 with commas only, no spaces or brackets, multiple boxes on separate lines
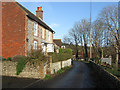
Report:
29,61,96,88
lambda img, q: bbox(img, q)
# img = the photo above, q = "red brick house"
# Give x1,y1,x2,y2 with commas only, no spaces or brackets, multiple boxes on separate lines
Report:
2,2,55,58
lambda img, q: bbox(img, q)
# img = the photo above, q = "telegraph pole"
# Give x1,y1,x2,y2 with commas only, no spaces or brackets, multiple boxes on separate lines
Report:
90,0,92,59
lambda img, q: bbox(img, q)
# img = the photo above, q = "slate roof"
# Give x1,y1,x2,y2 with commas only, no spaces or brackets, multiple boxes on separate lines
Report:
16,2,55,33
53,39,62,47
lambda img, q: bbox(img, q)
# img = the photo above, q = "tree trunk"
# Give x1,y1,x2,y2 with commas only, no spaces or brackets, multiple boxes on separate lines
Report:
116,46,119,69
76,49,78,59
101,47,103,58
84,43,88,61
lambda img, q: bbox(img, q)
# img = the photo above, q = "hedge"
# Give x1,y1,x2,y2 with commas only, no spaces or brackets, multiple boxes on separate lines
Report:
50,48,72,63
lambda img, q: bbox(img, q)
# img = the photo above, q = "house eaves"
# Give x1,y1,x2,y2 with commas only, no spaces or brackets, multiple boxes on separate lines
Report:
16,2,55,34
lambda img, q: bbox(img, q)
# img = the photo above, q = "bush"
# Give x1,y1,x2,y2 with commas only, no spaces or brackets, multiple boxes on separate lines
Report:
16,56,27,75
51,48,72,63
57,69,65,74
28,49,48,64
2,57,6,61
12,55,27,62
64,66,70,70
7,57,12,61
44,74,51,80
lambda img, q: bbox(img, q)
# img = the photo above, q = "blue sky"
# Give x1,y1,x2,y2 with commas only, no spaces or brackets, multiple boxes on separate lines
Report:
18,2,118,41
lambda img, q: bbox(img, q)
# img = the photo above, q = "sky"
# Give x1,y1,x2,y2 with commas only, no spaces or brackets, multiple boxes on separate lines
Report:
18,2,118,41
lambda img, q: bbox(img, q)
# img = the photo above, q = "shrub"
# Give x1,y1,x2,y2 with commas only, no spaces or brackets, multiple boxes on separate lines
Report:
12,55,26,62
28,49,48,64
2,57,6,61
7,57,12,61
64,66,70,70
16,56,27,75
51,48,72,63
44,74,51,80
57,69,65,74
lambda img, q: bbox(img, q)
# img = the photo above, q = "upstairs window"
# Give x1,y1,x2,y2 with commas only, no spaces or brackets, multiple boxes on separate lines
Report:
42,29,44,39
48,31,51,41
34,21,38,36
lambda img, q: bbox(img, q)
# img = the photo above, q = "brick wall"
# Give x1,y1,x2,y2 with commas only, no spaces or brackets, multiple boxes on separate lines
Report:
2,2,26,58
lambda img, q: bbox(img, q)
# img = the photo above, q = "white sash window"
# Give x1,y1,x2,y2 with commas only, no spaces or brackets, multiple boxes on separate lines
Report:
34,21,38,36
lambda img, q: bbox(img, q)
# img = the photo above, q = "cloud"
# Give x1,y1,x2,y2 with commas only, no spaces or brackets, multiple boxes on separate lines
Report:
49,23,59,28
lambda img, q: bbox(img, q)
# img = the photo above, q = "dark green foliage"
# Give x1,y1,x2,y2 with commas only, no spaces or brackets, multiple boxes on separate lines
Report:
106,68,120,77
7,57,12,61
44,74,52,80
57,66,70,74
16,56,27,75
64,66,70,70
51,48,72,63
2,58,6,61
0,56,8,61
57,69,65,74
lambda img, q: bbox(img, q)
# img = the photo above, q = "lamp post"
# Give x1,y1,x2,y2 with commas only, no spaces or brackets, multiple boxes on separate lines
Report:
89,0,92,59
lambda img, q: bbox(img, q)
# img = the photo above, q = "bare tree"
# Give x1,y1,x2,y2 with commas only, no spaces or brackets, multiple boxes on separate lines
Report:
92,19,105,58
63,26,80,59
63,19,90,60
78,19,90,60
99,5,120,68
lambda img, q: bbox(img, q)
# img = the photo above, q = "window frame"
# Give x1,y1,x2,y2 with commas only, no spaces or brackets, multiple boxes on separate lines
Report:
34,21,38,36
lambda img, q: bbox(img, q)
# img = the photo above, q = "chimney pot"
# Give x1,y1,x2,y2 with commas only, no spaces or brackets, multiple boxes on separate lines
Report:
40,7,42,11
37,7,39,10
36,6,43,20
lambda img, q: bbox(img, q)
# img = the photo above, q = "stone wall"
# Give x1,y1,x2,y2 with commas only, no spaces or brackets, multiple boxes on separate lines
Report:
1,59,72,79
89,61,120,88
2,61,43,79
101,58,112,65
51,59,72,74
51,61,61,74
62,59,71,68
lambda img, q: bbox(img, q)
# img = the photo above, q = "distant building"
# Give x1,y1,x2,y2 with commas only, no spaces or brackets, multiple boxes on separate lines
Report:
53,39,62,53
2,2,55,58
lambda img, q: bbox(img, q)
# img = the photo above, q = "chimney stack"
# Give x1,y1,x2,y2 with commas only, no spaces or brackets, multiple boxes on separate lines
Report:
36,7,43,20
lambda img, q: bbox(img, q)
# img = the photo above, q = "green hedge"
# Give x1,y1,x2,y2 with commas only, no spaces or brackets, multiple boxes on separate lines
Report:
50,48,72,63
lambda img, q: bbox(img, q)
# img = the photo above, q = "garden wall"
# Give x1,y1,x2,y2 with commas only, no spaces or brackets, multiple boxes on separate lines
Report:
2,61,42,79
1,59,72,79
89,61,120,88
51,59,72,74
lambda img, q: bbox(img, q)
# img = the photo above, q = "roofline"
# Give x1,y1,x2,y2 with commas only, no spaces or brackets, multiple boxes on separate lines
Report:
16,2,55,33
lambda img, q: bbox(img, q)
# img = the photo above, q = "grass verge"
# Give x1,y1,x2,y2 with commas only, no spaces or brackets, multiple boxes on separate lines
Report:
43,65,72,80
80,60,89,63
